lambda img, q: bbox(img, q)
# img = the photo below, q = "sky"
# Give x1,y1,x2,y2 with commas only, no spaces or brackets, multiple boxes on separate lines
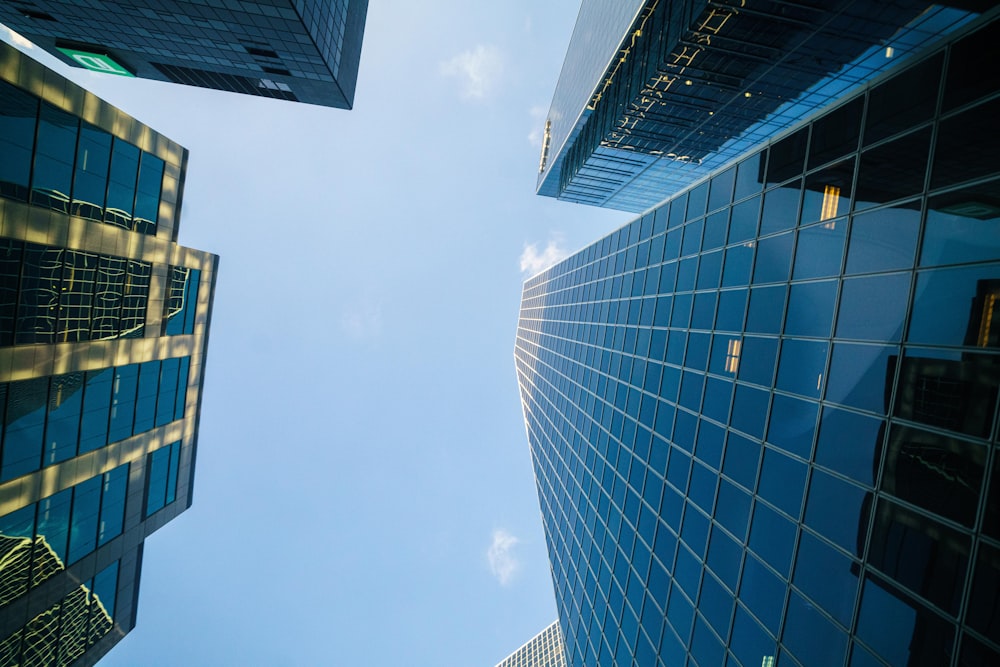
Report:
4,2,632,665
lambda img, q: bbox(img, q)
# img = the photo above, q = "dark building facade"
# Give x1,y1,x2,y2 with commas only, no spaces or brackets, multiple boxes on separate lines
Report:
0,40,216,665
516,12,1000,667
537,0,990,212
0,0,368,109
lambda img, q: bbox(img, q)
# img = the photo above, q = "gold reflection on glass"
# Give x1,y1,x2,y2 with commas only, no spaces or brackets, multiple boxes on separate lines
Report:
726,339,741,374
886,46,895,58
976,292,996,347
821,184,841,221
761,657,775,667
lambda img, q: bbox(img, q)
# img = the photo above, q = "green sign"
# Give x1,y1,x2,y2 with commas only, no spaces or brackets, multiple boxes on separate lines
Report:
56,48,134,77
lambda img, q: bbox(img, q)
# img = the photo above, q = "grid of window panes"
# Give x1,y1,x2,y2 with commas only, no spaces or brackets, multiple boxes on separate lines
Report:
0,465,127,606
144,440,181,518
0,357,190,482
497,621,567,667
0,240,152,346
515,17,1000,667
0,560,118,666
0,80,165,234
162,267,201,336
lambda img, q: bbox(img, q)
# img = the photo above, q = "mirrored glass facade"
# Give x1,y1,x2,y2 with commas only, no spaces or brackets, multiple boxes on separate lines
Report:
0,0,369,109
0,42,217,666
497,621,568,667
536,0,988,213
517,14,1000,667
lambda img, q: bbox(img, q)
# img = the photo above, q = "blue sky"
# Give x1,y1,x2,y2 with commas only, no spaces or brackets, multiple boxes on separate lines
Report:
4,1,630,665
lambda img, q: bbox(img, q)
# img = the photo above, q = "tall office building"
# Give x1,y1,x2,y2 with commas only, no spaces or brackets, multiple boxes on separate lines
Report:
0,0,368,109
496,621,567,667
537,0,989,212
516,10,1000,667
0,39,216,665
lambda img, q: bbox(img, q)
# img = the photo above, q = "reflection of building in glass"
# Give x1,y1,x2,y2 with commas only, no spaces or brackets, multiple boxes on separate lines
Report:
496,621,567,667
538,0,986,212
0,0,368,109
0,41,216,666
517,11,1000,667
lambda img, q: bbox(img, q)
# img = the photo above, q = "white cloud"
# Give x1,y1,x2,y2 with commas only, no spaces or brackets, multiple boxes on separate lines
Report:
487,529,521,586
340,301,382,341
0,26,35,50
520,237,569,276
440,45,503,101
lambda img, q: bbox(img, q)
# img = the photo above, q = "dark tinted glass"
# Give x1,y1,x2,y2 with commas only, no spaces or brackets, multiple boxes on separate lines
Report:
943,20,1000,111
815,406,882,486
845,202,920,274
855,128,931,210
809,97,863,169
766,394,817,459
930,98,1000,190
784,280,836,337
708,167,735,212
72,122,111,221
766,128,807,186
760,179,800,235
826,342,896,414
804,469,867,553
0,81,37,202
776,338,827,399
920,179,1000,268
801,160,853,225
836,273,910,342
734,151,765,201
729,196,760,244
31,103,78,213
794,220,846,279
865,54,942,144
908,264,1000,347
751,231,793,284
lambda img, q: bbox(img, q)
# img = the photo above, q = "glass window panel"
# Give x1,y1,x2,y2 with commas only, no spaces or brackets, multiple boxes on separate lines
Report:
671,294,692,329
766,394,817,459
155,358,180,428
133,152,164,235
35,488,72,563
0,239,23,346
865,54,942,145
0,80,38,202
108,364,138,443
809,97,863,169
804,470,868,554
794,220,846,280
105,138,140,227
794,530,859,627
166,441,180,505
145,445,170,516
691,291,717,329
706,524,742,591
57,250,97,343
739,553,786,634
730,605,776,667
736,336,777,387
729,197,761,244
908,264,1000,348
893,347,998,439
836,273,910,342
731,384,769,439
920,178,1000,268
708,167,736,212
683,220,704,257
881,424,985,527
696,250,722,290
856,575,955,666
679,371,704,411
826,342,896,414
44,372,83,466
688,183,708,221
79,368,112,454
784,280,836,338
682,501,711,554
801,161,853,225
98,464,128,546
30,103,78,214
734,151,765,201
766,128,807,186
91,561,119,623
776,338,828,399
715,289,746,332
846,203,920,274
815,406,882,486
71,122,111,221
966,543,1000,646
690,612,725,667
15,244,62,345
722,243,754,288
701,378,732,426
703,210,728,251
751,231,793,284
685,332,710,371
90,255,126,340
855,128,931,210
121,260,151,334
2,377,48,480
931,96,1000,190
760,180,801,236
943,20,1000,111
746,285,786,335
783,593,848,667
676,257,698,292
757,447,806,518
67,476,101,564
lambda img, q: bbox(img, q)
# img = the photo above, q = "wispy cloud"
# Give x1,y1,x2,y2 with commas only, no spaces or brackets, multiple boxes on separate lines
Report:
440,45,503,101
340,301,383,341
520,237,569,276
487,529,521,586
0,26,35,50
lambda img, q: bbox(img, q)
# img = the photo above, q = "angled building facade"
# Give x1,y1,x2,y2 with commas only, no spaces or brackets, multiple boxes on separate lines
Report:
496,621,567,667
0,0,368,109
537,0,989,212
0,40,216,665
517,12,1000,667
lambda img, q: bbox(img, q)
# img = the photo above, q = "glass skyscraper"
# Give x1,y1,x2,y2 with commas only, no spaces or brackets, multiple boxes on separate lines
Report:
0,40,216,665
517,10,1000,667
0,0,368,109
497,621,568,667
537,0,988,213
